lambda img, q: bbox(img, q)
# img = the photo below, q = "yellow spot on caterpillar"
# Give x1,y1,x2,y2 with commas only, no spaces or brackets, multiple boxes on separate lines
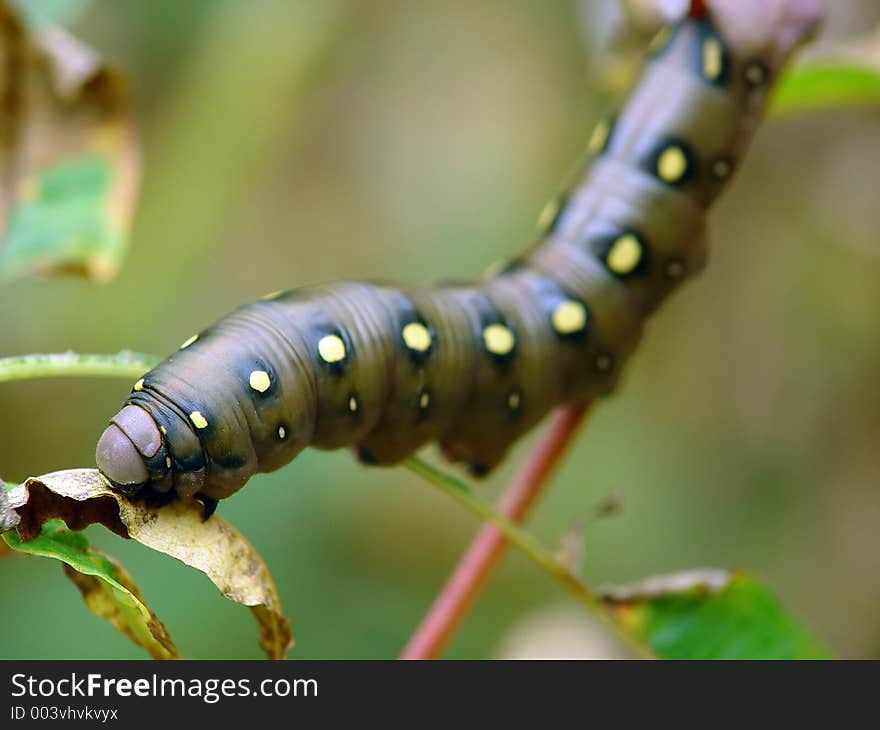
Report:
702,36,724,81
507,391,521,411
318,334,346,363
159,425,168,436
537,198,561,232
278,426,287,439
165,456,172,469
348,396,358,412
260,290,283,301
482,323,515,356
744,62,766,86
656,145,689,183
180,334,199,350
189,411,208,429
606,234,643,275
402,322,432,353
133,378,144,392
249,370,271,393
588,118,610,154
551,300,587,335
648,25,671,55
419,391,430,409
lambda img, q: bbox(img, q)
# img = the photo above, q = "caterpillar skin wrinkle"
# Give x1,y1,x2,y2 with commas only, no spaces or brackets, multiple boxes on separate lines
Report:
96,0,823,515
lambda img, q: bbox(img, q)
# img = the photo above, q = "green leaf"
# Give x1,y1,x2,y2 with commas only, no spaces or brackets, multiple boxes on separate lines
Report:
2,520,179,659
774,63,880,115
0,156,127,279
604,571,828,659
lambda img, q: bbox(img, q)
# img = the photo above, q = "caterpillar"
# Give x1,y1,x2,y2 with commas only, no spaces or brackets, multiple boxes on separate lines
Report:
95,0,822,517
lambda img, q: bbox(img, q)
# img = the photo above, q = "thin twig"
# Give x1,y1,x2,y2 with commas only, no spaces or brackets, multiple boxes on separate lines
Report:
0,351,160,501
400,405,589,659
402,450,650,659
0,352,159,383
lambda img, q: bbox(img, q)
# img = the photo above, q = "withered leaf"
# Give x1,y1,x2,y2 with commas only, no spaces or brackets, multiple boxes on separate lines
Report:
0,478,20,532
62,562,179,660
0,0,139,281
3,519,179,659
9,469,292,659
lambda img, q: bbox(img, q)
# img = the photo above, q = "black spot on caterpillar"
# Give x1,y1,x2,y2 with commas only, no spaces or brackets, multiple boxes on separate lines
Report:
95,0,822,511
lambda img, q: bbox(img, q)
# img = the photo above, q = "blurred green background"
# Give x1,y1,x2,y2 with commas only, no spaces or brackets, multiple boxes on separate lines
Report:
2,0,880,659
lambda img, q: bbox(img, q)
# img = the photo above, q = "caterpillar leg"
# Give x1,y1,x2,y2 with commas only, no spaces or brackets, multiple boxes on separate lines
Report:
195,494,220,521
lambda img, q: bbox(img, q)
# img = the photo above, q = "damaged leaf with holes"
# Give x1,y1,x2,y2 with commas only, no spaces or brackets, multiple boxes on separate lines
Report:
0,0,139,281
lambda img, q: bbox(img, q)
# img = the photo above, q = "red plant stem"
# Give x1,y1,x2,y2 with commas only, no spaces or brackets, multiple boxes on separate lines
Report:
689,0,708,18
400,402,592,660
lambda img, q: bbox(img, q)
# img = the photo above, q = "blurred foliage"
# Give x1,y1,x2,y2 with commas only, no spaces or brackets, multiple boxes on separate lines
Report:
0,0,139,281
776,23,880,114
776,64,880,114
606,571,828,659
1,0,879,659
10,0,90,27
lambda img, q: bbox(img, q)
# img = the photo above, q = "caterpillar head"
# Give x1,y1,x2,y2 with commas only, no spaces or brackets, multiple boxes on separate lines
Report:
96,405,161,495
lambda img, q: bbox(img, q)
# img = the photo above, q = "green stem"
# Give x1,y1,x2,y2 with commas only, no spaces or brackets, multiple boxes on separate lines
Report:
0,352,160,384
403,456,653,659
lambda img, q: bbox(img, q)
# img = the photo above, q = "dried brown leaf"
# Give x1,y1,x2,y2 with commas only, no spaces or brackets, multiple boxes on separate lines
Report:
62,561,179,660
0,479,20,532
9,469,292,659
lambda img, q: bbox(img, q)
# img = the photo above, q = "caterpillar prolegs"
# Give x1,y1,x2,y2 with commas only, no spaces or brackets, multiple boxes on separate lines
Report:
95,0,822,514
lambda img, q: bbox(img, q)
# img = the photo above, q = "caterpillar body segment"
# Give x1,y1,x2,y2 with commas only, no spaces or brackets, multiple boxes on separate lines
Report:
95,0,822,508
